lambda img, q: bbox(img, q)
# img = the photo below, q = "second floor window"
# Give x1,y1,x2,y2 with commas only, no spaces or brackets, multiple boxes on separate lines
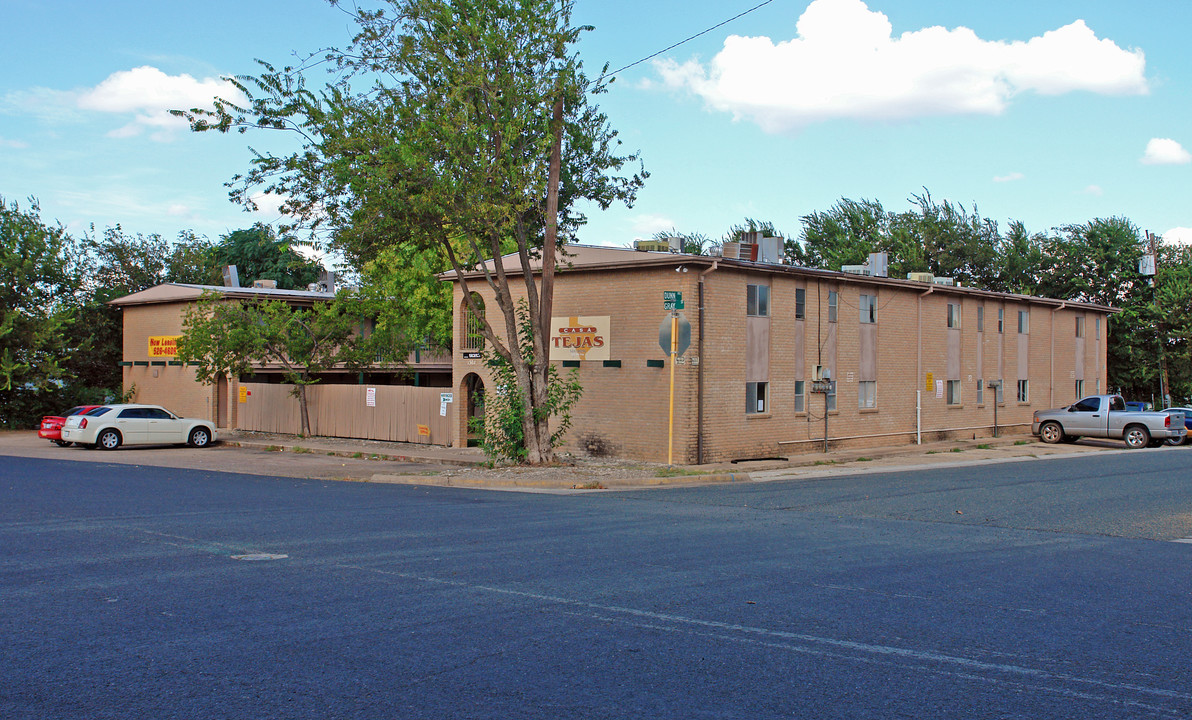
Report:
859,294,876,324
795,288,806,319
947,303,961,329
747,284,770,317
828,291,838,322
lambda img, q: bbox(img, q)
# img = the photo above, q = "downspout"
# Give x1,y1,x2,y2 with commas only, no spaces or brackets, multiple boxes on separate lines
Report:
916,285,933,444
697,260,719,465
1051,301,1067,407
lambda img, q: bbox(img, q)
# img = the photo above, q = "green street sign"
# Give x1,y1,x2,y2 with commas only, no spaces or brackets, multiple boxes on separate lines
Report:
663,290,684,310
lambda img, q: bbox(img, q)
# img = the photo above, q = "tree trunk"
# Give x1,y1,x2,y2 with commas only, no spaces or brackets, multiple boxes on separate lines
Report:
297,384,311,437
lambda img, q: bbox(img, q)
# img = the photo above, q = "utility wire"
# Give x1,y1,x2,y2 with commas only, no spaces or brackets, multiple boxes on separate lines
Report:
602,0,778,79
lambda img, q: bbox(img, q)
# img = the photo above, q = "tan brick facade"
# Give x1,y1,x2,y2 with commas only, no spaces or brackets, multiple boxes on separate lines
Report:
449,247,1113,464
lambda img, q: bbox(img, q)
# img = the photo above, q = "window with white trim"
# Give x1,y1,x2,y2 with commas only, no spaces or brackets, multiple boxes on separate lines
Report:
859,294,876,324
947,303,961,329
1017,379,1029,403
747,381,768,414
947,380,962,405
747,284,770,317
795,288,806,320
794,380,805,412
827,291,838,323
858,381,876,409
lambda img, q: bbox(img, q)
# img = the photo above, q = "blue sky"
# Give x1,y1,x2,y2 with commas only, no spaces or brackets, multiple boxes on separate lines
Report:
3,0,1191,269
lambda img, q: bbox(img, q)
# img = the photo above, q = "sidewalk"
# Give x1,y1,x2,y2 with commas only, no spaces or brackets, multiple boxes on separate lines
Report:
224,429,1133,490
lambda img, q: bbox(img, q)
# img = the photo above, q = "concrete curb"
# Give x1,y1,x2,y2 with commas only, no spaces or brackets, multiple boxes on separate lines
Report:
371,471,753,490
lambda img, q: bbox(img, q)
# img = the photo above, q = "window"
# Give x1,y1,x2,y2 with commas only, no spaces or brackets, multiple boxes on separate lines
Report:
998,308,1004,333
1075,379,1085,398
746,381,768,414
858,380,876,409
977,379,984,405
1095,317,1101,339
947,303,961,329
827,384,837,412
1018,310,1029,334
859,294,876,324
1017,379,1029,403
995,380,1004,404
747,284,770,317
947,380,962,405
795,380,805,412
977,306,984,333
795,288,806,319
827,291,838,323
1075,316,1085,338
462,293,486,352
1074,397,1100,412
1096,379,1101,393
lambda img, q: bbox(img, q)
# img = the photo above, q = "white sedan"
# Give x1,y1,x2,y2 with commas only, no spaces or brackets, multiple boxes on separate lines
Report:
61,404,217,450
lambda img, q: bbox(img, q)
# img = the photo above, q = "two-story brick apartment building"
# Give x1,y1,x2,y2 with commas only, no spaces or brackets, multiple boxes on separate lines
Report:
448,244,1115,464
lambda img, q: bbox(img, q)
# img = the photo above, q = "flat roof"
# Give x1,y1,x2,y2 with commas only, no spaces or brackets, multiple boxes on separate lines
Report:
108,283,335,307
441,244,1118,313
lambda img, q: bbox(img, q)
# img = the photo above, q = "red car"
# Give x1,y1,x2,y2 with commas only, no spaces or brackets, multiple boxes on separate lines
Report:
38,405,102,446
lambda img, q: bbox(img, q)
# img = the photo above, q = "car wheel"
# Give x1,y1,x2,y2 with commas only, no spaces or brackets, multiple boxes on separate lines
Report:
188,427,212,448
53,439,72,447
97,429,122,451
1123,425,1150,449
1039,422,1064,444
1166,436,1186,447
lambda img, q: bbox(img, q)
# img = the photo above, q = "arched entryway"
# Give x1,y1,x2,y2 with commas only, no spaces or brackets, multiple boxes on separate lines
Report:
462,373,486,447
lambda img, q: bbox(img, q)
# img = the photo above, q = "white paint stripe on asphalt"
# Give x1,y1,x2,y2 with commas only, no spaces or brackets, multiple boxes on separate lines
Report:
337,563,1192,709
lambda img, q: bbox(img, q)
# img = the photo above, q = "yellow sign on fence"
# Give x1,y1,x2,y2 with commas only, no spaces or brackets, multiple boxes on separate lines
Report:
239,386,249,403
417,424,431,437
925,372,934,393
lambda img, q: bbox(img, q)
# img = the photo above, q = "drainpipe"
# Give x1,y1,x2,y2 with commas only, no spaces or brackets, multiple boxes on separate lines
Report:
916,285,933,444
697,260,719,464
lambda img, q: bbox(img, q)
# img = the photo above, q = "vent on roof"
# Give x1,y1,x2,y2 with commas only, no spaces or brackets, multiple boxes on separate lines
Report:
933,277,955,286
633,239,671,252
841,264,870,276
222,265,240,288
252,279,277,289
907,272,934,283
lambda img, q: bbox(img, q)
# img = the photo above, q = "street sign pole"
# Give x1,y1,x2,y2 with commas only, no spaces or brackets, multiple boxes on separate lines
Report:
667,311,678,466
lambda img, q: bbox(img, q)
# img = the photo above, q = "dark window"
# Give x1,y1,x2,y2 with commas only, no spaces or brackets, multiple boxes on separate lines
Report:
795,288,806,319
746,381,768,414
827,291,838,323
747,284,770,317
117,408,145,419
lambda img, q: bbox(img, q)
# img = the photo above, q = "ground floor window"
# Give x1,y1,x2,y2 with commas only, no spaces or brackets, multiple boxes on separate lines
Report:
947,380,962,405
827,384,837,412
858,380,876,409
1017,379,1029,403
977,379,984,405
747,381,768,414
794,380,805,412
1075,379,1085,398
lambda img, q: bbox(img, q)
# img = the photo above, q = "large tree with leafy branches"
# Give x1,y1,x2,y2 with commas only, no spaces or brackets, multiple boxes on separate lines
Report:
174,0,645,464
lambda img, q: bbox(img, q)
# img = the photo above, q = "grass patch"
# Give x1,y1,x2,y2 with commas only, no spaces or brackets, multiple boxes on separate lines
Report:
813,459,839,466
855,457,872,462
1014,440,1030,446
293,446,313,454
976,444,992,450
656,467,706,477
351,451,363,459
572,481,606,490
950,447,964,453
926,450,940,455
264,445,284,452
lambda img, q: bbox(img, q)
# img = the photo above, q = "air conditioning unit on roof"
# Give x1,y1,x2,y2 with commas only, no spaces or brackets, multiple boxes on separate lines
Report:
907,272,934,283
841,264,870,276
933,277,955,286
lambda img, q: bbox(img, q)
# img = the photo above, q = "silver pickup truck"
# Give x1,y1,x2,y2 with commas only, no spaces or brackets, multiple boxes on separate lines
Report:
1032,395,1186,448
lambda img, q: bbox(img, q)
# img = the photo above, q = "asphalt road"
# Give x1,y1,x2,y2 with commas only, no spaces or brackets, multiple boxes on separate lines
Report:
2,450,1191,719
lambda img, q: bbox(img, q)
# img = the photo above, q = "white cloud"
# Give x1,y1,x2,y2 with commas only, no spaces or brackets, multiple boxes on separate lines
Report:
0,136,28,149
1081,185,1104,196
628,213,678,236
656,0,1148,132
993,172,1024,183
1163,227,1192,244
77,66,245,141
1140,138,1191,165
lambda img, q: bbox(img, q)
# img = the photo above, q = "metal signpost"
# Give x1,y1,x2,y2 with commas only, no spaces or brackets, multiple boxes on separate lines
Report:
659,292,690,465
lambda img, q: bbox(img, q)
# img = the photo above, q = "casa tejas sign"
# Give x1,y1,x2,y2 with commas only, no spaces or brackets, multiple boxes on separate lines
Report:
549,316,610,362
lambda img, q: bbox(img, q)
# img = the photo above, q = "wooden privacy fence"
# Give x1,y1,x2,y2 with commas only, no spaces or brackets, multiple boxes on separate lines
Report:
237,383,452,445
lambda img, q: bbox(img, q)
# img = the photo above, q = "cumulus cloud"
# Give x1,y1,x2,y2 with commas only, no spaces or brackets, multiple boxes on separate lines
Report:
629,213,679,236
76,66,245,141
656,0,1148,132
1163,227,1192,244
1141,138,1191,165
1081,185,1104,196
993,172,1024,183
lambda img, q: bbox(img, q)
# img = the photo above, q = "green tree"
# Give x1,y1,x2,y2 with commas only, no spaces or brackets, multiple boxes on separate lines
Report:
0,197,85,427
211,224,322,290
175,0,644,464
652,228,713,255
177,292,371,436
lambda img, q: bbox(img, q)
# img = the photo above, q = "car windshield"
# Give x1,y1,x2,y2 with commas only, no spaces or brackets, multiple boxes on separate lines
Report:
86,407,113,417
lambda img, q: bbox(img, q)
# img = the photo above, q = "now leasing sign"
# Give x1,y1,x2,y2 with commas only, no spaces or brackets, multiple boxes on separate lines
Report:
549,316,610,362
147,335,181,358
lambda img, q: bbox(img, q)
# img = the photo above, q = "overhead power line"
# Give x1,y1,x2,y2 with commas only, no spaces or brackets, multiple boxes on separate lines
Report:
603,0,778,79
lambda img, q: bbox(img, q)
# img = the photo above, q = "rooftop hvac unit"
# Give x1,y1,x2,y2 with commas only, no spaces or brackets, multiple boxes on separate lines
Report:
867,252,889,278
633,239,671,252
721,241,759,261
841,264,871,276
758,236,783,264
933,277,955,286
222,264,240,288
666,236,684,253
907,272,934,283
251,279,277,289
